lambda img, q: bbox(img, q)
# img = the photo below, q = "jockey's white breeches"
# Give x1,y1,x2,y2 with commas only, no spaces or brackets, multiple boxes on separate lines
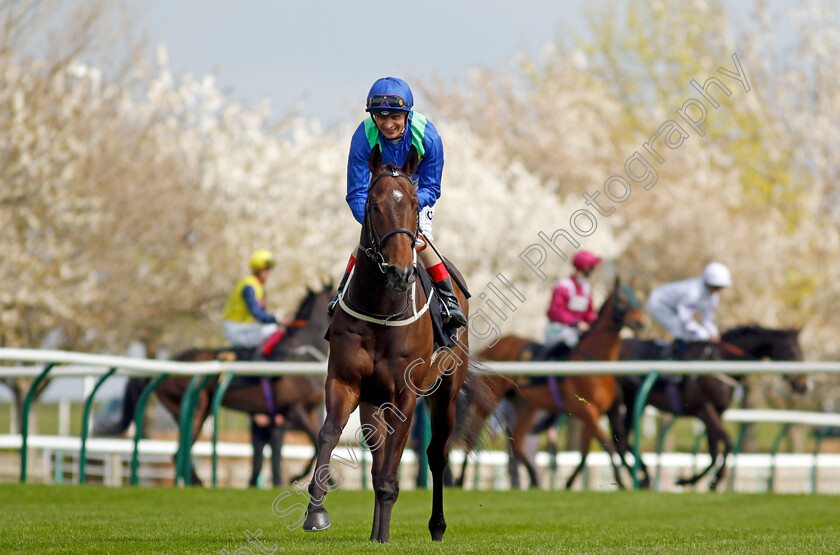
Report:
544,322,581,349
223,321,278,348
645,297,710,341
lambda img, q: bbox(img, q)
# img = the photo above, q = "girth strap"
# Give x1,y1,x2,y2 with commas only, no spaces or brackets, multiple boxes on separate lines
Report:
548,376,565,412
260,378,275,418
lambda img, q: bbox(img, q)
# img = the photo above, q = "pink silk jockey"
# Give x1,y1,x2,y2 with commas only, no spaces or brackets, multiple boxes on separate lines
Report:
547,276,597,326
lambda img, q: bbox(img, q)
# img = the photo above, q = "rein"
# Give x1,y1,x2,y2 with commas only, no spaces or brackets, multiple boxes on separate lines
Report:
719,341,746,358
361,169,419,273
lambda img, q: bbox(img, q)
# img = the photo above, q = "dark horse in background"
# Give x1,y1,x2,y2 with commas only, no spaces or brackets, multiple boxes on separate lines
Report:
301,146,473,543
618,325,808,491
99,283,332,485
456,277,647,490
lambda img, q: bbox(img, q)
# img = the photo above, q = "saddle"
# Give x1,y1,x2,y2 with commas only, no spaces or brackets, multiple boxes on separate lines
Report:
215,346,259,363
214,347,283,392
326,259,470,352
625,372,684,415
517,341,573,364
640,339,673,360
507,341,569,411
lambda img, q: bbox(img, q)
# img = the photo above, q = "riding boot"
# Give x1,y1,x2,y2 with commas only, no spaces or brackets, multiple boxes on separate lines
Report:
434,277,467,328
326,270,350,316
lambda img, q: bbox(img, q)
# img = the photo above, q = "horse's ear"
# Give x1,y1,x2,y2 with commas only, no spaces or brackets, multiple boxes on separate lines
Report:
402,145,419,176
369,144,383,173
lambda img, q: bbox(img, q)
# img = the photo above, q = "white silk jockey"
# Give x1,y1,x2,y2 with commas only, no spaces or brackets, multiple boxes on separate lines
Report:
646,262,732,341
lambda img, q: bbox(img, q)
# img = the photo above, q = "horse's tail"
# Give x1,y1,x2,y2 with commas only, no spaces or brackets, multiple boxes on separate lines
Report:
93,377,151,437
452,360,508,445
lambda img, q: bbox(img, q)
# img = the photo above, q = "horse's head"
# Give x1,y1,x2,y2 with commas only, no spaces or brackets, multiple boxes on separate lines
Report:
605,276,646,334
362,145,420,292
270,282,333,361
721,325,810,394
293,282,334,326
774,328,810,394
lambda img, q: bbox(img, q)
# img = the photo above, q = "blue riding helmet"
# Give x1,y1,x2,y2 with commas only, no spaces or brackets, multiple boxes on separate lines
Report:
365,77,413,115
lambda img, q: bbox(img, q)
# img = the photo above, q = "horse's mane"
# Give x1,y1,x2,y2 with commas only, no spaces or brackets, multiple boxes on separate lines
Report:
722,325,799,341
595,286,616,319
292,288,319,321
572,285,618,344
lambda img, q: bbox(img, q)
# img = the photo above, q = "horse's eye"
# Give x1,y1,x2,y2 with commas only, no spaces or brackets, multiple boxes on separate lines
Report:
370,203,381,213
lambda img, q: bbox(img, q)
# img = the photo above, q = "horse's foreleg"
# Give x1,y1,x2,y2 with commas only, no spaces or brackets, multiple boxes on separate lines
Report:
370,394,416,543
303,377,360,532
606,398,630,466
607,397,648,488
593,414,626,490
702,404,731,491
186,389,212,486
676,405,729,490
565,417,593,490
358,403,389,542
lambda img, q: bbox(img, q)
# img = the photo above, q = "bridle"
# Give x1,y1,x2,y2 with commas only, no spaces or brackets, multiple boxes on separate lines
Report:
336,165,432,326
361,168,419,274
572,284,641,361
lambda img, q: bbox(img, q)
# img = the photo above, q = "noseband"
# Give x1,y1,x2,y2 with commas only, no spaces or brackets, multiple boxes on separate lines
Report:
362,168,419,273
610,285,639,327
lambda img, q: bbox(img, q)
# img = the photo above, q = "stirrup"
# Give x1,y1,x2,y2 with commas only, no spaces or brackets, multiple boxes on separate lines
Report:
441,301,467,328
327,269,351,316
326,293,340,316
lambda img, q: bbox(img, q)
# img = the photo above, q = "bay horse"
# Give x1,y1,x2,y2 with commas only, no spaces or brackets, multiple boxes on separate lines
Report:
457,277,646,490
618,325,807,491
102,283,332,485
301,145,471,543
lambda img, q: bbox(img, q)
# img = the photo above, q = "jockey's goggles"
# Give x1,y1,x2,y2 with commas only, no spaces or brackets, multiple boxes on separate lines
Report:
366,94,411,111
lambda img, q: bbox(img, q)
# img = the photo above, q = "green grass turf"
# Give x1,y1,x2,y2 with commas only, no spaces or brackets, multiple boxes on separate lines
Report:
1,484,838,554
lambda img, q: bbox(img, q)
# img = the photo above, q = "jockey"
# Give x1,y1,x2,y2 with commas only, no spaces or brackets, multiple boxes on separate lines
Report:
327,76,466,328
223,250,286,352
544,251,601,353
646,262,732,353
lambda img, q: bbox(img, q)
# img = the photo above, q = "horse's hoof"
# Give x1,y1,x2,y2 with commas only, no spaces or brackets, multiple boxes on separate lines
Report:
303,509,330,532
429,521,446,542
